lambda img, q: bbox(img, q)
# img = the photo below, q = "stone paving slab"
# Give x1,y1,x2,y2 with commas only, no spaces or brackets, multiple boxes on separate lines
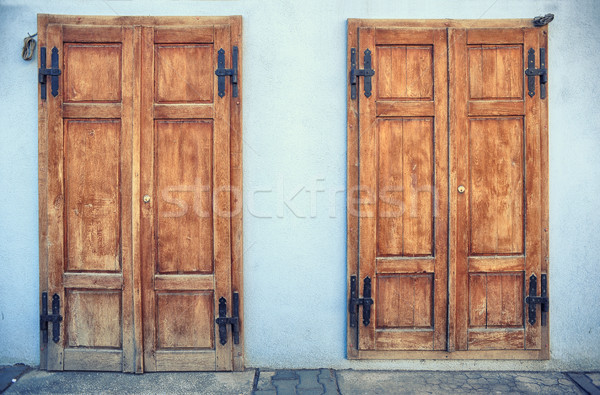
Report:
568,373,600,395
336,370,585,394
0,365,30,393
5,369,255,394
587,373,600,389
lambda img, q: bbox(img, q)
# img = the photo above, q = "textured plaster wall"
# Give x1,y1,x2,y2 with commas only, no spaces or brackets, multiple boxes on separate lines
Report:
0,0,598,370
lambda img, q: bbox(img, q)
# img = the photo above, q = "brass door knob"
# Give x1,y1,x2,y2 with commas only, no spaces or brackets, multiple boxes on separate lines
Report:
458,185,466,194
143,195,151,203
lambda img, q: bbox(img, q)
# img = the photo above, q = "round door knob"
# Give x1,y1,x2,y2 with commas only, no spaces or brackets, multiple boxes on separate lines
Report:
143,194,151,203
458,185,466,194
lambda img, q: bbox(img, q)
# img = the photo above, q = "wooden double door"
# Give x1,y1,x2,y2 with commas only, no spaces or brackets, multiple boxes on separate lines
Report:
347,20,549,359
38,15,243,372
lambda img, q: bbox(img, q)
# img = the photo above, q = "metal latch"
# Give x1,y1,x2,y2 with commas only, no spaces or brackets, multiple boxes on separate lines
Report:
40,292,63,344
525,274,549,326
215,292,240,345
348,276,374,327
39,47,61,100
525,48,547,99
215,46,238,98
350,48,375,99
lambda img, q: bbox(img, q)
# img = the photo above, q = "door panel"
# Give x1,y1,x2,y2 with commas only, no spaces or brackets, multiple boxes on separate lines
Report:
40,15,243,372
44,24,135,372
140,25,233,372
451,27,542,352
356,27,448,352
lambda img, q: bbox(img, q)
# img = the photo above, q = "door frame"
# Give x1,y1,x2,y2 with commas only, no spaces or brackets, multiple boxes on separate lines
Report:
38,14,244,372
346,18,549,360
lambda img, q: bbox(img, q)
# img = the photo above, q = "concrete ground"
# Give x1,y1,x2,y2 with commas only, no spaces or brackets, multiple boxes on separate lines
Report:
2,365,600,394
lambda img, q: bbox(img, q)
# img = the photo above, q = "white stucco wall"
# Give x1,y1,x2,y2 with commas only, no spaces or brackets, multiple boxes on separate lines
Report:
0,0,598,371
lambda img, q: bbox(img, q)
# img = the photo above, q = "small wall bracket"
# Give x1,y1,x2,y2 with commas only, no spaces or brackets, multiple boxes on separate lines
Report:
215,46,238,98
348,276,374,327
350,48,375,99
215,292,240,345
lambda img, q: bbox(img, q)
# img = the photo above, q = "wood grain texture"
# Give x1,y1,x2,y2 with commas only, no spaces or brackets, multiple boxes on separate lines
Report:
468,45,523,100
156,292,214,349
346,19,360,359
131,25,144,373
139,25,157,372
154,26,214,44
356,349,543,360
449,27,469,351
229,15,245,371
63,43,122,102
65,290,122,348
37,13,49,370
377,46,433,100
524,28,542,350
64,120,121,272
154,44,213,103
469,118,524,255
213,24,233,371
468,330,525,350
357,27,377,351
355,27,447,354
539,27,550,360
376,275,433,328
63,349,122,371
155,120,213,274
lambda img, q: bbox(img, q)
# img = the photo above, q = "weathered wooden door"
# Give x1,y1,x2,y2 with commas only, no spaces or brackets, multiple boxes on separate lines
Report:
38,15,243,372
347,20,549,359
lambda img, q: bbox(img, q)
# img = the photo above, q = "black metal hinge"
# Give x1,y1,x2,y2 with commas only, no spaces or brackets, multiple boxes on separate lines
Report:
525,274,549,326
215,292,240,345
40,292,63,344
525,48,548,99
350,48,375,99
215,46,238,98
39,47,61,100
348,276,374,327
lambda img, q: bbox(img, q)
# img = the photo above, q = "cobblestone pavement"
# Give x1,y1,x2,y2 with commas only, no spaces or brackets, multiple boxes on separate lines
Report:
254,369,600,395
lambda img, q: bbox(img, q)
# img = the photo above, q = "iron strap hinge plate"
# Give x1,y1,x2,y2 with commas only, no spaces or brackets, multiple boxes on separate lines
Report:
215,292,240,345
39,47,61,100
215,46,238,98
40,292,63,344
525,48,548,99
348,275,374,327
350,48,375,99
525,274,549,326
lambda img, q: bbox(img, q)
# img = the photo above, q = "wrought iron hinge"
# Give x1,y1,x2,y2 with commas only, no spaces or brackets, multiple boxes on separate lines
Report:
215,46,238,98
215,292,240,345
350,48,375,99
525,48,548,99
348,276,374,327
39,47,61,100
40,292,63,344
525,274,549,326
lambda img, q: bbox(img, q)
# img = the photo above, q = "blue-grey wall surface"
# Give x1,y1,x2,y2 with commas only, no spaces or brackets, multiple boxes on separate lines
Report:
0,0,599,370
